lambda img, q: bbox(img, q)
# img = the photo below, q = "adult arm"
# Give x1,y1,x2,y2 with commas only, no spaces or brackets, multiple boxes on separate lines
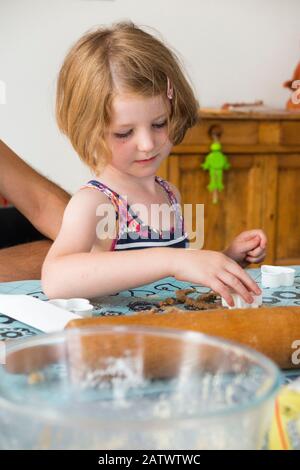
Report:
0,140,70,240
0,240,51,282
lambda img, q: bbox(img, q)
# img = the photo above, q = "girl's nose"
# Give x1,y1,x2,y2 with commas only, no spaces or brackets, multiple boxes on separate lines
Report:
136,130,155,154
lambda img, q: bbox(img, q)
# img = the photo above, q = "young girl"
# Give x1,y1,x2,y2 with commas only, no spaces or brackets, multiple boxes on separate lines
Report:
42,22,266,307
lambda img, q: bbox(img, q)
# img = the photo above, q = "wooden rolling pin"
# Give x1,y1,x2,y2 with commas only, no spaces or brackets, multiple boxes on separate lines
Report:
66,306,300,370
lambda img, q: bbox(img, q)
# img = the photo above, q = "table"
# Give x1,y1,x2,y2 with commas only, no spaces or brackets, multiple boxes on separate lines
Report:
0,267,300,383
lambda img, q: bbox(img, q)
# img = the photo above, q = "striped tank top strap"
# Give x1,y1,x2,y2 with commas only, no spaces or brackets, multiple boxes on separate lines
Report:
83,180,121,215
155,176,178,205
155,176,184,229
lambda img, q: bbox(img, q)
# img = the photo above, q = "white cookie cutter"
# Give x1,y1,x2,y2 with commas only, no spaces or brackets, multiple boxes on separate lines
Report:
222,293,262,310
48,298,94,316
261,265,295,288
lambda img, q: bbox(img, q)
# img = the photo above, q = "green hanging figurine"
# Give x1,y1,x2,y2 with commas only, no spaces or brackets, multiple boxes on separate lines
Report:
202,142,230,204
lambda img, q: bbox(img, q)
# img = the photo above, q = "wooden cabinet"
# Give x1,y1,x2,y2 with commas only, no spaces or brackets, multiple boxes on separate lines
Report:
157,109,300,265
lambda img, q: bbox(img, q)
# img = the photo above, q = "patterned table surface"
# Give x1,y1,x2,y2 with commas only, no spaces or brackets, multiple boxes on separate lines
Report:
1,267,300,383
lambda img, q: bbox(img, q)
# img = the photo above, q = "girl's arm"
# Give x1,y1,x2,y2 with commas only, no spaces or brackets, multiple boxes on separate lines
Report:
41,189,174,299
42,189,261,304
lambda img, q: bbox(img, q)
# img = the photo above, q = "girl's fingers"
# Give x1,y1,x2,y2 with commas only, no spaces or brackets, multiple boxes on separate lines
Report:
227,260,261,295
218,271,254,304
247,246,263,257
241,230,267,251
246,248,266,263
259,231,268,249
209,278,235,307
240,236,260,253
239,230,261,241
245,254,265,264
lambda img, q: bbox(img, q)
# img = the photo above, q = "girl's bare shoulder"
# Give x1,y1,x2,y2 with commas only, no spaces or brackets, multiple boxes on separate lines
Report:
65,185,115,214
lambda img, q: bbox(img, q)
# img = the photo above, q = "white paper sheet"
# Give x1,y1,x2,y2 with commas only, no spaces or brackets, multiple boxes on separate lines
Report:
0,295,81,333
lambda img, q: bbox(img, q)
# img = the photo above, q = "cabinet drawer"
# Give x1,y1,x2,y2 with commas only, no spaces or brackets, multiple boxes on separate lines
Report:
183,120,259,145
281,122,300,145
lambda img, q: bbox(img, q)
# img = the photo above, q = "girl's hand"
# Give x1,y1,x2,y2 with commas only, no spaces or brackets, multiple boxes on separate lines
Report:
171,249,261,307
223,229,267,267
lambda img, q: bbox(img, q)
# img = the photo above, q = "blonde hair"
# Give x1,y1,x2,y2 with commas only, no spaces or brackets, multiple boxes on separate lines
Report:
56,21,199,173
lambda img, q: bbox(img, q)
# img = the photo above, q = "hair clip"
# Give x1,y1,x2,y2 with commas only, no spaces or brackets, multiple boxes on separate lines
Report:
167,77,173,100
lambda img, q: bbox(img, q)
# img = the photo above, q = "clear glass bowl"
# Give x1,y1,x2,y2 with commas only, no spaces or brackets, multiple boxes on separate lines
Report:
0,326,281,449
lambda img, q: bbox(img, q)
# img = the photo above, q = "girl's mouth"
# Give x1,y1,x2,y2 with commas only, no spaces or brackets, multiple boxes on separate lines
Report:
136,155,157,164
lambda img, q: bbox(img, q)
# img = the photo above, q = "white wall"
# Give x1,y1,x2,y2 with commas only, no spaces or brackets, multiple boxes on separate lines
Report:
0,0,299,193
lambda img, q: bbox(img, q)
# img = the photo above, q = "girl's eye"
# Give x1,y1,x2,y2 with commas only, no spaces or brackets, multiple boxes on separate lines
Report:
114,130,132,139
153,120,167,129
113,120,167,139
